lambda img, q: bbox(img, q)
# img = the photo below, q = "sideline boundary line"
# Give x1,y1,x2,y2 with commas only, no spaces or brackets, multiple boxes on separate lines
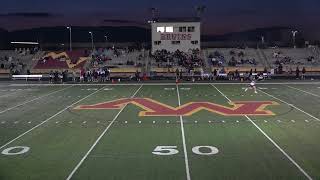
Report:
258,89,320,122
176,84,191,180
8,82,320,86
66,85,143,180
0,86,73,114
0,86,106,150
211,84,313,180
285,85,320,98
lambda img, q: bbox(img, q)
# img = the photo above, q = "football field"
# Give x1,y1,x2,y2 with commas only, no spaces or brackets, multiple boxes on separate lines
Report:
0,82,320,180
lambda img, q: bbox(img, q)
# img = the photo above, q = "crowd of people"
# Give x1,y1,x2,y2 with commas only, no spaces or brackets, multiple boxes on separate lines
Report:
48,68,112,83
152,49,204,70
0,55,27,74
272,50,317,66
49,70,72,83
90,47,145,68
79,68,111,83
208,50,257,67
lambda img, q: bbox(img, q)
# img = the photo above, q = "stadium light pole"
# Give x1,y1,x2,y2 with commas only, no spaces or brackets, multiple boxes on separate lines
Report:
104,35,108,48
147,20,156,48
67,26,72,51
292,30,298,48
261,36,265,44
89,31,95,51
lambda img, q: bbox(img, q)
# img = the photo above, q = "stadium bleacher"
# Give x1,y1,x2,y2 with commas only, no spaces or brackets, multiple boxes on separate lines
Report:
205,48,262,67
1,46,320,82
262,47,319,67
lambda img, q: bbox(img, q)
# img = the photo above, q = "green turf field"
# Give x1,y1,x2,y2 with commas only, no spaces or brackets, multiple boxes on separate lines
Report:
0,82,320,180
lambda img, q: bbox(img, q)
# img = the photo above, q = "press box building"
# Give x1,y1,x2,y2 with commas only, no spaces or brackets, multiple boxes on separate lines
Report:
151,18,201,53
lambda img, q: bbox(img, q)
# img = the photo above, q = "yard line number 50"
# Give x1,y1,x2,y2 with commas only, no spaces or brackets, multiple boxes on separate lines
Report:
152,146,219,156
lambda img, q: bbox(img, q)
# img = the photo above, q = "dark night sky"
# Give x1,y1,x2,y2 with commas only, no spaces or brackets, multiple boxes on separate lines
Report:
0,0,319,37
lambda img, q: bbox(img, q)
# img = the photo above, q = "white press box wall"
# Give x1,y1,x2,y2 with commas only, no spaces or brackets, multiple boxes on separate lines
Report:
151,22,201,53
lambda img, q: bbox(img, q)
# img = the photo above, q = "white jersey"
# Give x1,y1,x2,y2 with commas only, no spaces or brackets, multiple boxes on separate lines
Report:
250,81,256,86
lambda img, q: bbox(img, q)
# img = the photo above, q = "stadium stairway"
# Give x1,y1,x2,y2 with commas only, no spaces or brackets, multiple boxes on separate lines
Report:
257,48,272,68
254,49,267,68
202,50,212,73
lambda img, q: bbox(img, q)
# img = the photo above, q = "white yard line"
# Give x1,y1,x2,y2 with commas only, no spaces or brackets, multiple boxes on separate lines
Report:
211,84,313,180
176,84,191,180
0,86,73,114
0,86,105,150
259,89,320,122
285,85,320,98
66,85,143,180
246,115,312,180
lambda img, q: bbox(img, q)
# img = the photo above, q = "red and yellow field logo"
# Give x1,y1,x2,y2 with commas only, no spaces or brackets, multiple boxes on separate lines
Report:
75,98,278,116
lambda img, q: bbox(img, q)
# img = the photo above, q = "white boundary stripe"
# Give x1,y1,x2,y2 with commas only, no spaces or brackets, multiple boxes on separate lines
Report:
259,89,320,122
7,82,320,87
66,85,143,180
246,115,312,180
0,86,106,150
176,84,191,180
212,84,313,180
0,91,19,98
0,86,73,114
285,85,320,98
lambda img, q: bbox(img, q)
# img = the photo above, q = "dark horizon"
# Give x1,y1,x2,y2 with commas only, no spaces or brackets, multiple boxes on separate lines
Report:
0,0,319,40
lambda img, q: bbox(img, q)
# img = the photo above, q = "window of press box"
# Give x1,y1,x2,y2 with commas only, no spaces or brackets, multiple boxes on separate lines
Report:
179,27,187,32
165,26,173,32
188,26,195,32
157,27,165,33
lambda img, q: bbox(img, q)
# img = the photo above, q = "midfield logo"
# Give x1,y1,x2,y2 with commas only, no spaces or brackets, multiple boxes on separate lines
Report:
75,98,278,116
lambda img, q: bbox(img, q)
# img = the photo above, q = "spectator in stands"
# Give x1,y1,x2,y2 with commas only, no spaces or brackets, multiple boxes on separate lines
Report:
188,69,193,82
64,70,69,83
175,68,179,80
49,71,54,83
296,67,300,79
302,67,306,80
59,72,63,83
72,71,77,83
228,71,234,81
135,70,140,81
87,70,92,82
244,72,249,81
100,69,106,82
93,70,98,82
54,71,59,82
278,64,283,74
80,69,84,83
220,67,226,74
235,69,240,80
288,67,293,75
263,67,268,74
106,68,110,81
